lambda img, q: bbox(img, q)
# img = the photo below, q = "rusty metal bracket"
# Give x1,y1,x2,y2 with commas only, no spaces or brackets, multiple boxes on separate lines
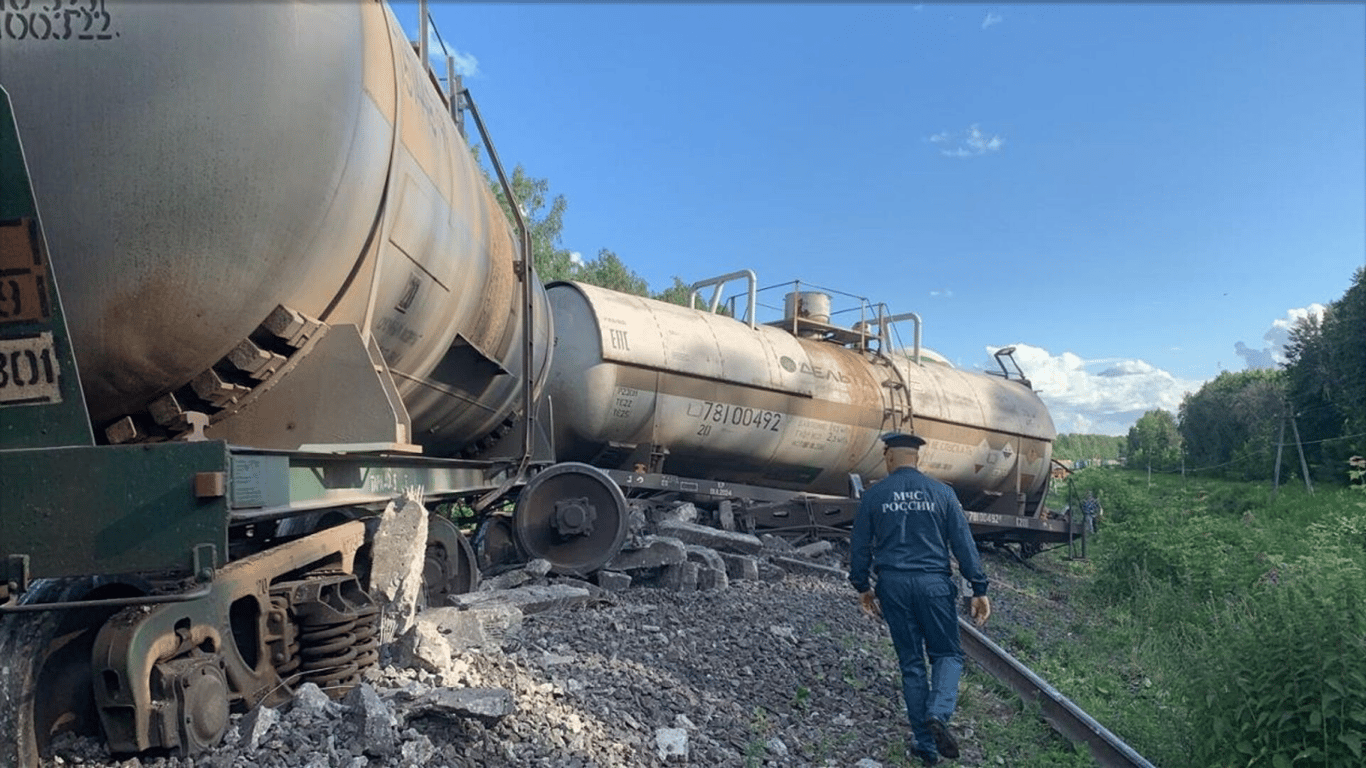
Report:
2,554,29,599
193,544,218,583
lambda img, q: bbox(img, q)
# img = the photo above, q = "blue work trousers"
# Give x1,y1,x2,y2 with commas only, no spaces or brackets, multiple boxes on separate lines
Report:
875,570,963,757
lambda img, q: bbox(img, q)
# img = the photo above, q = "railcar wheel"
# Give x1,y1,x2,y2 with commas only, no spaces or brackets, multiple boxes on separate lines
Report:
512,463,628,577
423,514,480,608
474,514,522,573
0,579,127,768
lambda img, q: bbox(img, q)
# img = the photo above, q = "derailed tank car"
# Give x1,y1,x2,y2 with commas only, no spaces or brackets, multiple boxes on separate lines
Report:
0,3,631,765
544,274,1074,547
0,0,550,453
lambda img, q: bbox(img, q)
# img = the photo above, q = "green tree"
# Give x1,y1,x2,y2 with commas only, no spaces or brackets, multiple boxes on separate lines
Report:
652,276,696,306
1127,409,1182,472
486,165,656,296
1178,369,1286,480
1053,433,1127,463
575,248,649,296
488,164,576,281
1284,266,1366,480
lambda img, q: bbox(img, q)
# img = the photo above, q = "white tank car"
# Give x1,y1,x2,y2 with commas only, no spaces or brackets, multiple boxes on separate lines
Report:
0,0,549,453
545,281,1056,517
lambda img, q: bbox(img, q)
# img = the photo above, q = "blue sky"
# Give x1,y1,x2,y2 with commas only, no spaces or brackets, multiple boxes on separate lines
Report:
398,3,1364,435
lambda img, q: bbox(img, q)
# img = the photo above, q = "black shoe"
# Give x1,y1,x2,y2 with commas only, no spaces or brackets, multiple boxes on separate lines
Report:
927,718,959,759
913,750,940,767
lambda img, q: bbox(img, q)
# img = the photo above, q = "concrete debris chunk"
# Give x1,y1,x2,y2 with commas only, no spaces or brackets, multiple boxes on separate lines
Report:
659,501,698,523
342,683,399,758
655,726,689,762
449,584,591,615
237,704,279,751
595,570,632,591
368,491,429,643
607,535,687,571
770,554,847,579
717,552,760,581
480,568,534,592
760,533,797,553
524,558,554,578
413,604,523,653
400,733,437,764
796,539,834,558
660,561,699,592
685,545,729,590
395,620,453,674
290,682,339,718
481,557,555,591
396,687,516,724
757,561,788,582
657,518,763,554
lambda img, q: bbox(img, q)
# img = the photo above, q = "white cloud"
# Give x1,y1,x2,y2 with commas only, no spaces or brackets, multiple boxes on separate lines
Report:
982,12,1004,29
981,343,1204,436
929,288,955,298
427,28,480,77
929,124,1005,158
569,251,584,267
1235,304,1326,370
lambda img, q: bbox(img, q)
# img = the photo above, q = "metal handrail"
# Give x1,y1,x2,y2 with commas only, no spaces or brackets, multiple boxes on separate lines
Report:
688,269,758,329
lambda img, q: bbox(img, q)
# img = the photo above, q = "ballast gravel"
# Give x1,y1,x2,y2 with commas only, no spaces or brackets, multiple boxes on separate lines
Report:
45,547,1067,768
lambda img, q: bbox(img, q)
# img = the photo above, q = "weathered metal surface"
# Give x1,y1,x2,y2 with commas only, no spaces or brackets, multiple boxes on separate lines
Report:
91,521,371,754
0,441,230,583
202,324,415,452
0,88,93,450
960,619,1157,768
548,281,888,495
225,447,513,523
546,281,1056,516
512,462,628,576
0,3,548,453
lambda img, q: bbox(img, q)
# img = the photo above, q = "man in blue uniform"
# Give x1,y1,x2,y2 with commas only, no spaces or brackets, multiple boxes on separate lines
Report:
849,432,991,765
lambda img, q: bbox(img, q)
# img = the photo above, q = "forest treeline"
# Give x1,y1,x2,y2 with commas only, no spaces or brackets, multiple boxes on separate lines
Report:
492,166,692,304
1127,267,1364,486
1052,433,1126,463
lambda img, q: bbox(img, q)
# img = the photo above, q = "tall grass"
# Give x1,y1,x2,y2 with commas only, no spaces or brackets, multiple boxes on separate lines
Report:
1058,469,1366,767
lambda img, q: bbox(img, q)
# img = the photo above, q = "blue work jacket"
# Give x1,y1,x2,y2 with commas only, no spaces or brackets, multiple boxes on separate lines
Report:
848,466,989,597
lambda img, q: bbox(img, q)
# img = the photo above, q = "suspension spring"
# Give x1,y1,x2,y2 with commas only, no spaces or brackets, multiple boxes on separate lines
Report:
281,574,380,696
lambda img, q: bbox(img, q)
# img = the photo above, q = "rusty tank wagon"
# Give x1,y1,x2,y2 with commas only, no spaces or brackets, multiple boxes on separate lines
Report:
0,2,628,764
541,275,1071,547
0,2,1078,764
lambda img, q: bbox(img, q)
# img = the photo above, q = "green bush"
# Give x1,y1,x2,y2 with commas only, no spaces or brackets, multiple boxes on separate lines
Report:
1184,559,1366,767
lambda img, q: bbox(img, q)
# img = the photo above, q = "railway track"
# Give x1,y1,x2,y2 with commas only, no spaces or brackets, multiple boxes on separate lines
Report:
959,618,1158,768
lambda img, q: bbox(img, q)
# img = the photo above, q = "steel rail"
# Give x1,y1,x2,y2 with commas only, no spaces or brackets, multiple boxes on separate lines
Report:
959,618,1157,768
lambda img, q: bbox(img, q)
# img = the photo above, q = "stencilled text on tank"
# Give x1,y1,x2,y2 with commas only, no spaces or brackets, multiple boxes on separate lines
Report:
687,400,783,437
0,332,61,406
788,420,846,452
376,316,420,362
779,356,851,384
2,0,118,41
612,386,638,419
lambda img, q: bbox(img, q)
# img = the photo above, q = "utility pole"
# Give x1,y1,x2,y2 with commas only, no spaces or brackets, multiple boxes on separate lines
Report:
1290,412,1314,495
1271,414,1287,499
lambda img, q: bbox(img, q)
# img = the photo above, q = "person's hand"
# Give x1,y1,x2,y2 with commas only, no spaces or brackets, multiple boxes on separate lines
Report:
970,595,991,627
859,590,882,619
